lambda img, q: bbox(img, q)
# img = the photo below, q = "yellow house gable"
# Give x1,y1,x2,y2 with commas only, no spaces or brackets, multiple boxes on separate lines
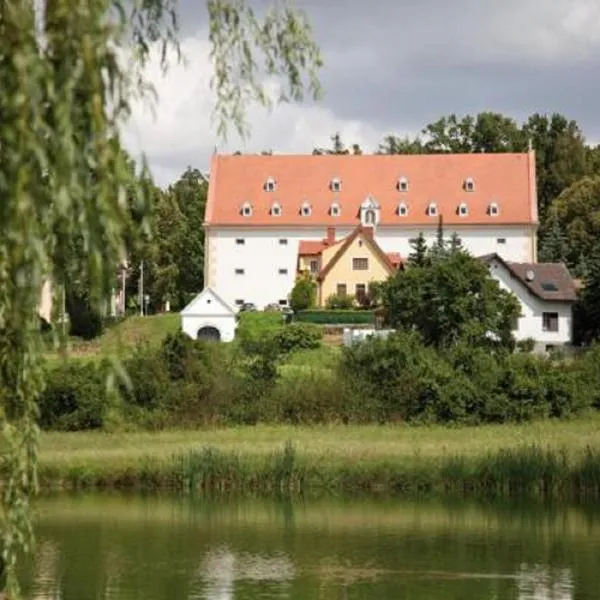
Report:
318,228,395,305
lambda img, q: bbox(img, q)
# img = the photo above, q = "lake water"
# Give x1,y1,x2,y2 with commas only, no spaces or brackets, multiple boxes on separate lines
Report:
22,494,600,599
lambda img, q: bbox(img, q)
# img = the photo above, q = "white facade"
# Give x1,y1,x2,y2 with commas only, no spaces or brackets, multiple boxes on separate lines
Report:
180,287,237,342
205,225,536,310
487,257,573,349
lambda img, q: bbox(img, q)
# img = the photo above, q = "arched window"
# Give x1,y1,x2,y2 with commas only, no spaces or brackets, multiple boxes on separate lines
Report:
365,209,376,225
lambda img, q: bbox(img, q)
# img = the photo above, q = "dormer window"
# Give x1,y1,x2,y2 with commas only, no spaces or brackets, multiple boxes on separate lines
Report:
427,202,438,217
488,202,500,217
398,202,409,217
241,202,252,217
464,177,475,192
330,202,341,217
398,177,409,192
264,177,276,192
458,202,469,217
300,202,312,217
330,177,342,192
271,202,282,217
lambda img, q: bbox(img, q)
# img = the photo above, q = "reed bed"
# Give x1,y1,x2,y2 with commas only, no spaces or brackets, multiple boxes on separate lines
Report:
32,420,600,499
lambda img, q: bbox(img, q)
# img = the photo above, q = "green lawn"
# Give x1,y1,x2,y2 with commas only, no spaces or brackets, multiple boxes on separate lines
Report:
39,417,600,473
44,313,180,363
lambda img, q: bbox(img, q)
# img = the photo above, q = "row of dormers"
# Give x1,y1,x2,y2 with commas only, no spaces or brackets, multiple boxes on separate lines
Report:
263,176,477,193
240,201,501,218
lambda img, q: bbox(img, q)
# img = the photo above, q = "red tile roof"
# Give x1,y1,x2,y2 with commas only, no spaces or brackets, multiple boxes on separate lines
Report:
298,240,330,255
205,152,538,227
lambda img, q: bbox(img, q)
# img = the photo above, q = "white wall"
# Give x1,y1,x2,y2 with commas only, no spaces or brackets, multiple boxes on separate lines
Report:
206,225,535,310
182,314,236,342
206,227,352,309
375,225,534,263
180,288,237,342
488,258,573,346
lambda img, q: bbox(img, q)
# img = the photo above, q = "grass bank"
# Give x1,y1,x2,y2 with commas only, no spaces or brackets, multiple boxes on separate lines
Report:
36,419,600,499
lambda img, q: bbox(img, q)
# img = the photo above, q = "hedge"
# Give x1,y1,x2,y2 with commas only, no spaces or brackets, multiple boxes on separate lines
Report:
294,309,376,325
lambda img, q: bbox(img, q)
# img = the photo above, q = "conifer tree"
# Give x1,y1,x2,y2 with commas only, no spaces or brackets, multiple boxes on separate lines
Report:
408,232,429,266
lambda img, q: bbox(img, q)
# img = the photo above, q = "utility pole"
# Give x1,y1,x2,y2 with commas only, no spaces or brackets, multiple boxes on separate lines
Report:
62,284,66,337
121,264,127,316
139,260,144,317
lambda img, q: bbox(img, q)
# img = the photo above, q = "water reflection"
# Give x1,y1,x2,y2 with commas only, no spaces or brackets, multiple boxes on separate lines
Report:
21,495,600,600
517,565,573,600
199,548,295,599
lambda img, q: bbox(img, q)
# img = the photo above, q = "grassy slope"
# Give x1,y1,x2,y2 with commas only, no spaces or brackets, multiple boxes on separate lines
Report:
44,313,180,363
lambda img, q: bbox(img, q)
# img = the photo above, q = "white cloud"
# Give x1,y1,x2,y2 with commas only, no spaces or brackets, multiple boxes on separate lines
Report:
122,35,386,187
480,0,600,64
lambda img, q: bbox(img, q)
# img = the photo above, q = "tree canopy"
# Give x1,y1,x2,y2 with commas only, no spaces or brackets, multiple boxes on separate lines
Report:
381,249,520,349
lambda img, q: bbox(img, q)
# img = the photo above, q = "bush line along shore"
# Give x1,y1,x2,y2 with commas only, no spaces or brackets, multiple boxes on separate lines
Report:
33,440,600,499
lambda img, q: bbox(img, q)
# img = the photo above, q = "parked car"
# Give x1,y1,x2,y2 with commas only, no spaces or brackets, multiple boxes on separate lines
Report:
264,303,282,312
238,302,257,313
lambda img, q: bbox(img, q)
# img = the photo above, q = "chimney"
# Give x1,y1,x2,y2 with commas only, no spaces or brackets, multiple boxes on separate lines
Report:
326,227,336,245
362,225,374,240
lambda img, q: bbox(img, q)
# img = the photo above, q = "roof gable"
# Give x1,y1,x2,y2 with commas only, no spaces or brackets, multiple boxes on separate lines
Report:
206,152,536,227
481,254,577,303
317,225,397,282
181,287,236,316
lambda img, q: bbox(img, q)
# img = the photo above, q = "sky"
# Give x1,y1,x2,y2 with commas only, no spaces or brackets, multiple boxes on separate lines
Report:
122,0,600,187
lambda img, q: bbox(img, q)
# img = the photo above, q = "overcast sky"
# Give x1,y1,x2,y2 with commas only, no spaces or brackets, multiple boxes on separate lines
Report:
122,0,600,186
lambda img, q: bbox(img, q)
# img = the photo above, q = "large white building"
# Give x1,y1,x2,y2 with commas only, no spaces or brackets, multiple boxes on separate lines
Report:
203,151,539,309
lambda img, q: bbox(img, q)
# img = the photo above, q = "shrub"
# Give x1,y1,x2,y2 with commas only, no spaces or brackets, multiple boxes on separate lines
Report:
516,338,536,353
265,369,370,424
295,310,375,325
326,293,354,309
289,274,317,312
39,361,109,430
271,323,322,354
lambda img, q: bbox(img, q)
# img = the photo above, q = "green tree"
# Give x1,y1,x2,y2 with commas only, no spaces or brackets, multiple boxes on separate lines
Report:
168,167,208,307
381,251,520,348
0,1,322,595
408,232,429,267
429,215,447,260
289,274,317,311
574,247,600,345
471,112,525,153
376,134,424,154
313,132,362,155
523,113,588,219
538,214,568,263
448,232,463,254
550,176,600,269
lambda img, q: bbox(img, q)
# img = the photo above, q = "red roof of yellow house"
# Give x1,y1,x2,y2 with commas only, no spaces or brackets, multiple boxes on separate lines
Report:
205,152,538,227
298,240,330,255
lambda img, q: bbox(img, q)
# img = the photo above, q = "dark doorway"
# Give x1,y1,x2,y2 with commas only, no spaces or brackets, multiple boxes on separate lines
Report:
197,326,221,342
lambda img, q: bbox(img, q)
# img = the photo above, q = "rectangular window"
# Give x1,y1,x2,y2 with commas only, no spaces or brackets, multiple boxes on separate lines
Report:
497,238,506,245
353,258,369,270
235,238,245,245
310,259,319,273
337,283,347,296
279,239,288,245
235,268,245,275
355,283,366,302
279,268,288,275
235,299,244,306
279,299,288,306
542,312,559,332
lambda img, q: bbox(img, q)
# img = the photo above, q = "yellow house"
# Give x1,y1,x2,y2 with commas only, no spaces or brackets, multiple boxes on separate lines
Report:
298,225,402,306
